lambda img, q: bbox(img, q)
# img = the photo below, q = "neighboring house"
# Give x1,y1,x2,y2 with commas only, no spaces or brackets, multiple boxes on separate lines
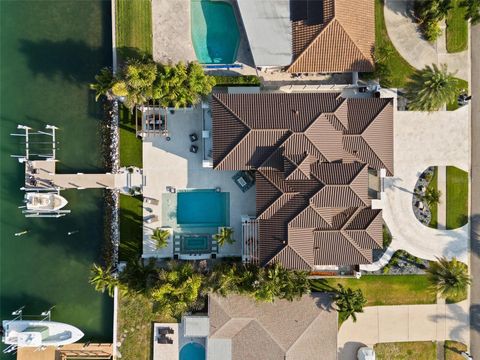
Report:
211,92,394,270
237,0,375,73
207,293,337,360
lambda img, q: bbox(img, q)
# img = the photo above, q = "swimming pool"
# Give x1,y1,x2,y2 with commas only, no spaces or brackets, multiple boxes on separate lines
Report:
177,189,229,227
191,0,240,64
180,342,205,360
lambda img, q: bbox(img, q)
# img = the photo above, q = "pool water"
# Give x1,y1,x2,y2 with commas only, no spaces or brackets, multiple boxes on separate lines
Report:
177,190,229,227
180,342,206,360
191,0,240,64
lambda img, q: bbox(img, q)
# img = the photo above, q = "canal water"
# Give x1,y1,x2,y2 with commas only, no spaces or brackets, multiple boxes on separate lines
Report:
0,0,113,357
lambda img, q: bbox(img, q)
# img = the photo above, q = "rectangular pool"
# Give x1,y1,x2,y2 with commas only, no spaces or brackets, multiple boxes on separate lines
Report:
177,189,229,227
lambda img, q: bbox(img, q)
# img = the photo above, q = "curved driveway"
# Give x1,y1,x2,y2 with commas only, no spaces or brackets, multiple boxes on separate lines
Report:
384,0,469,80
371,107,470,264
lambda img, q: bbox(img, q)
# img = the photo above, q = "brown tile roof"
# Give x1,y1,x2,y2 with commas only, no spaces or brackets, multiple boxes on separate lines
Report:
288,0,375,73
211,92,393,268
208,293,337,360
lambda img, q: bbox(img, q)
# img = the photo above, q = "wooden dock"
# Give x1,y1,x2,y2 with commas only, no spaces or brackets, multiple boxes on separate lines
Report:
17,343,113,360
25,161,144,191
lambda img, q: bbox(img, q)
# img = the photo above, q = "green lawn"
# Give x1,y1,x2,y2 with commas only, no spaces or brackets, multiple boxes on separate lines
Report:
119,194,143,261
118,293,175,360
427,167,438,229
444,341,468,360
311,275,436,306
374,342,437,360
119,104,142,168
446,166,469,229
446,0,469,53
116,0,152,60
447,78,469,111
370,0,416,88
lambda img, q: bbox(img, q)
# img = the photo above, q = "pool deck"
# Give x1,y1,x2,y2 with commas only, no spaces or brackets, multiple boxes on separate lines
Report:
142,105,256,258
152,0,196,64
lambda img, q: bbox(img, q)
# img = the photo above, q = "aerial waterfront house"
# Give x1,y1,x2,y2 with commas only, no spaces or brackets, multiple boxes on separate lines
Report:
236,0,375,73
211,92,393,270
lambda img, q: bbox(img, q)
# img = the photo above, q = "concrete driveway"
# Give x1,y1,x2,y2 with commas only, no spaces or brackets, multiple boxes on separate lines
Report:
367,107,470,266
384,0,469,80
338,301,470,360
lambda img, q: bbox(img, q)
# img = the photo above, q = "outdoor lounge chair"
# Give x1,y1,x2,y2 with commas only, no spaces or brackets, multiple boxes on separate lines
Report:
144,215,159,224
144,197,159,206
190,145,198,153
189,133,198,142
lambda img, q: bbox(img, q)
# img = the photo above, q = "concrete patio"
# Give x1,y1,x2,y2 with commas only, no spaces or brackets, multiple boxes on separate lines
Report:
142,105,256,259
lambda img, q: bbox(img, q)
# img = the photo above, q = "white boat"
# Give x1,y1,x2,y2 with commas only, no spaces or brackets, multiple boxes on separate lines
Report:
2,320,84,348
25,192,68,211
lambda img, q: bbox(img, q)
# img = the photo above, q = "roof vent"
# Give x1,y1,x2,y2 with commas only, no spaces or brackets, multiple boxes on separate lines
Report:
293,109,299,115
352,150,358,154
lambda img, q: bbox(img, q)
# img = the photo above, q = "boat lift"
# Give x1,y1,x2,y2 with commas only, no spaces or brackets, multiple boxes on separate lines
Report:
11,125,71,218
1,306,55,354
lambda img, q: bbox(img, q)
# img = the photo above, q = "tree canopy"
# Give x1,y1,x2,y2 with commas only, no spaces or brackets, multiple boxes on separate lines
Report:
426,256,471,299
406,64,458,111
90,59,215,110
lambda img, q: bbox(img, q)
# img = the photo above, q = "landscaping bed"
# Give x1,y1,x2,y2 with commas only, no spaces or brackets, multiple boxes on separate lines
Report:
119,194,143,261
368,250,429,275
446,166,469,229
374,341,437,360
119,104,142,168
427,166,438,228
311,275,436,306
447,78,469,111
446,0,469,53
212,75,261,86
444,340,468,360
116,0,152,60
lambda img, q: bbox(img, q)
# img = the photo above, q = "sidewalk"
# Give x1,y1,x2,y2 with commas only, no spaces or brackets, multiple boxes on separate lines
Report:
338,301,470,360
384,0,469,81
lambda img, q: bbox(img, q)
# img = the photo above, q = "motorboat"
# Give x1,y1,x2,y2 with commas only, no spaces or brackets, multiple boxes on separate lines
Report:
25,192,68,212
2,320,84,348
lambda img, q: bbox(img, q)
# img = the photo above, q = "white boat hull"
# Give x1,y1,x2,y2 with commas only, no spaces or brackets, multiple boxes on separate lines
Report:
2,320,84,347
25,192,68,212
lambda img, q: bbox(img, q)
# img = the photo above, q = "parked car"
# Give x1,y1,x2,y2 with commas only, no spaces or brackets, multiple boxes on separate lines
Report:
357,347,375,360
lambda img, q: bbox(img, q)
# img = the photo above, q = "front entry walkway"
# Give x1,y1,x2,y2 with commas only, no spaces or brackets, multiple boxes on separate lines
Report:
384,0,469,80
338,300,470,360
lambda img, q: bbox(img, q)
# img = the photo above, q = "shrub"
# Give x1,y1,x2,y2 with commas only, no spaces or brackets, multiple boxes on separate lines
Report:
213,75,261,86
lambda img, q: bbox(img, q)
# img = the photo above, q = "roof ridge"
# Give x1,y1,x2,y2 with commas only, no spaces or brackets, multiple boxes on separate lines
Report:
288,18,336,71
257,192,298,220
214,128,252,169
285,310,325,354
212,94,251,130
340,229,372,263
359,99,391,135
289,18,370,72
270,245,313,270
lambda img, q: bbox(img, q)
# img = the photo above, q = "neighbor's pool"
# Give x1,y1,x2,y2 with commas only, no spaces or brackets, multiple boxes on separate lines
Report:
180,342,206,360
177,189,229,227
191,0,240,64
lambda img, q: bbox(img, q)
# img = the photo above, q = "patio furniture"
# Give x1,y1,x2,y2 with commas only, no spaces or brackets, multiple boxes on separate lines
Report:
190,145,198,153
144,215,159,224
167,328,174,334
232,170,255,192
189,133,198,142
144,197,159,205
158,328,169,335
166,186,176,193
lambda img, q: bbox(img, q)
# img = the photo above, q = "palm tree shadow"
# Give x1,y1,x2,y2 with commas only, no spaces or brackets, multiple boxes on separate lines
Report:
18,39,109,85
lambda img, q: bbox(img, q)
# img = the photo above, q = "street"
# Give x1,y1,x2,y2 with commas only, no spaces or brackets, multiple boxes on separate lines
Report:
470,22,480,359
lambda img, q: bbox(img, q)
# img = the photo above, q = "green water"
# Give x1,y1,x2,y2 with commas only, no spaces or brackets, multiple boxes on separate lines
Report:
0,0,113,356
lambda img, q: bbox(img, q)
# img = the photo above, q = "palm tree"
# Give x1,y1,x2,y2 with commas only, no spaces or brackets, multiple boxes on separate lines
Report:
151,228,170,249
333,284,367,323
422,187,442,206
213,227,235,247
90,67,114,101
406,64,458,111
426,257,471,299
89,263,118,297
